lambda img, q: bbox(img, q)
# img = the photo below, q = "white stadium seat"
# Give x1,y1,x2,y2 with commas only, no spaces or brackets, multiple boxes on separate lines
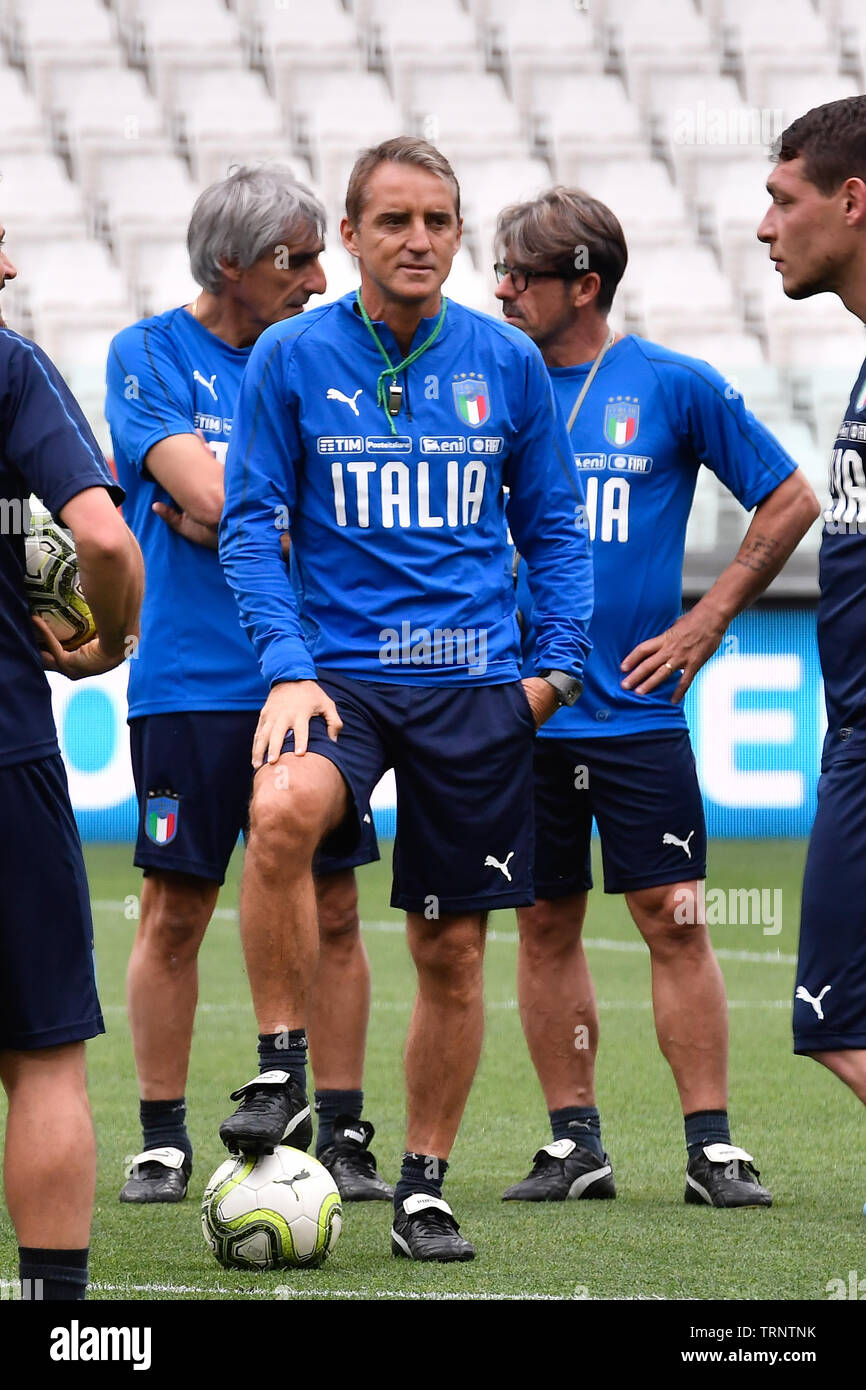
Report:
580,160,693,251
459,157,552,268
5,237,130,327
48,66,169,187
0,0,853,596
684,462,801,555
761,72,862,134
118,0,246,104
602,0,717,109
703,161,776,290
771,417,830,502
409,73,528,171
484,0,601,112
442,248,495,316
368,1,483,110
1,0,122,105
623,245,742,339
170,69,288,185
540,75,650,182
694,150,770,240
659,330,767,378
132,240,199,319
648,72,763,206
89,153,200,277
752,276,866,370
723,363,794,424
52,324,130,454
284,72,401,209
0,153,88,241
717,0,837,108
813,0,864,28
252,0,363,110
0,65,50,156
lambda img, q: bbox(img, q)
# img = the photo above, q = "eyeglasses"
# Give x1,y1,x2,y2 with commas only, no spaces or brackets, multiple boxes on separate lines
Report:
493,261,576,293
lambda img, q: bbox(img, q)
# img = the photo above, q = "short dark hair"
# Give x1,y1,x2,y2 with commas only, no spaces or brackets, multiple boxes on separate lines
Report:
345,136,461,226
495,186,628,313
774,96,866,195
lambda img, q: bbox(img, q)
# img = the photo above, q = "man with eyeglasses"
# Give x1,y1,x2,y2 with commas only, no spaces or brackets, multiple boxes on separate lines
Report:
495,186,819,1208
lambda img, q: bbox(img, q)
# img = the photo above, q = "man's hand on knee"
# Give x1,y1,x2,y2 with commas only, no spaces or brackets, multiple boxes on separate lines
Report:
253,680,343,767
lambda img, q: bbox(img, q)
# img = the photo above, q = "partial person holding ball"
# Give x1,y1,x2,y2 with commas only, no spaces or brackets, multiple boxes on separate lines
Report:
0,215,143,1300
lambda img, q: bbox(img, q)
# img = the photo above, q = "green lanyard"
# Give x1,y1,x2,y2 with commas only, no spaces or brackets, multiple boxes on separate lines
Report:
355,290,448,434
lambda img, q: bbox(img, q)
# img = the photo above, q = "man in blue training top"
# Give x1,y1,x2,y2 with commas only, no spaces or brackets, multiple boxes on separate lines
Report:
0,217,143,1299
494,186,819,1207
106,165,390,1208
758,97,866,1164
219,137,594,1262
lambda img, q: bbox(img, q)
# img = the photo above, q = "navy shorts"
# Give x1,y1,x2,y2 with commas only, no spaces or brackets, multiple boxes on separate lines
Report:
0,754,104,1051
533,729,707,896
130,711,378,886
795,738,866,1053
279,673,536,913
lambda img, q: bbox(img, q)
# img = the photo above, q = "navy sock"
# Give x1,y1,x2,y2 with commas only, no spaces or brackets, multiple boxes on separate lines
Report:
315,1089,363,1155
684,1109,731,1160
258,1030,307,1088
19,1247,88,1301
393,1152,448,1210
139,1096,191,1165
549,1105,604,1159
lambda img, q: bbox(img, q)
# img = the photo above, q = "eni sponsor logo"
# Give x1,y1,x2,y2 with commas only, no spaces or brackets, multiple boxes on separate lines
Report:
421,436,466,454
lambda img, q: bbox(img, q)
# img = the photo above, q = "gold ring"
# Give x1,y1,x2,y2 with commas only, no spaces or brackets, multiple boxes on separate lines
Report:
664,660,674,671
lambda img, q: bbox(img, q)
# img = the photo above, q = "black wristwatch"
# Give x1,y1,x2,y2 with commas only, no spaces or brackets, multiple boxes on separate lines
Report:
538,669,583,707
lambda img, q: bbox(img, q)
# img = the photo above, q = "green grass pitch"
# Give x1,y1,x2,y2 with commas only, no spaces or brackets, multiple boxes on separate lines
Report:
1,838,863,1302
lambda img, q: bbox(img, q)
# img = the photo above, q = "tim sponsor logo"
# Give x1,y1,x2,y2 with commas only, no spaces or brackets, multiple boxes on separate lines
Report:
50,1320,152,1371
317,436,363,454
193,412,221,432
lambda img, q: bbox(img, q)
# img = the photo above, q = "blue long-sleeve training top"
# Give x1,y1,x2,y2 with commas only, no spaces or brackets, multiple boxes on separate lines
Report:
220,290,593,689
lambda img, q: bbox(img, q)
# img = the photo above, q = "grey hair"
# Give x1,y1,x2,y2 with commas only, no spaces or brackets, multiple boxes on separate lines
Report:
187,164,326,293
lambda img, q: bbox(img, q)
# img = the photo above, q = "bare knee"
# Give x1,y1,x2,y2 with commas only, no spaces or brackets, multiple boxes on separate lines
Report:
408,916,485,1003
316,869,361,947
250,761,343,871
0,1040,88,1101
138,874,214,964
518,895,587,963
629,883,711,959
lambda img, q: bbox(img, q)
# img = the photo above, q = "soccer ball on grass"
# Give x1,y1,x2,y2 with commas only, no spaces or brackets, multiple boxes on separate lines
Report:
202,1146,343,1270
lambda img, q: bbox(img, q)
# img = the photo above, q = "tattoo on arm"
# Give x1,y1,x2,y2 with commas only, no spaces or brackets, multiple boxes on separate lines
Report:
735,533,780,574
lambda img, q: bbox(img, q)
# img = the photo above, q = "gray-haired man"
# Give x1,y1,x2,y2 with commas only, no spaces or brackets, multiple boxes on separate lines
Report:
106,164,389,1206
